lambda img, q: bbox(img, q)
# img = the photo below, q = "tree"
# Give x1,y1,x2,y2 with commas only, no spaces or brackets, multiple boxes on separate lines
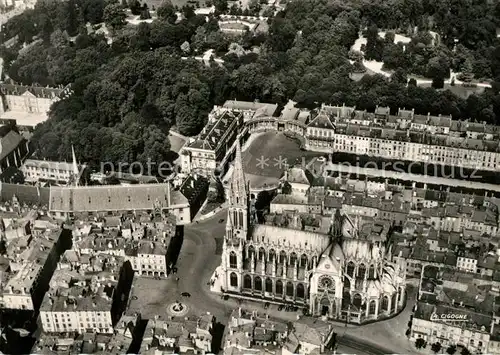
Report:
426,55,450,81
181,41,191,54
461,347,471,355
128,0,142,15
431,342,442,353
50,28,68,49
140,6,151,19
157,0,177,23
213,0,228,13
432,77,444,89
459,57,474,83
415,338,426,349
248,0,260,15
446,345,457,355
392,68,408,85
103,3,127,29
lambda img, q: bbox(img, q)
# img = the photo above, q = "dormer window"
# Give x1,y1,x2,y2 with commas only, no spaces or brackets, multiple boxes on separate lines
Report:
88,197,91,204
128,196,131,202
148,195,150,201
108,197,111,203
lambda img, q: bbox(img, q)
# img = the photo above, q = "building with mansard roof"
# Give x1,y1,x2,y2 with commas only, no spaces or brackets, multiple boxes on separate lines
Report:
216,143,406,324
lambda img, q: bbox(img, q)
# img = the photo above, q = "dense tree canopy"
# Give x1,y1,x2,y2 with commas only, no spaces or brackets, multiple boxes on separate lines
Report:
2,0,500,171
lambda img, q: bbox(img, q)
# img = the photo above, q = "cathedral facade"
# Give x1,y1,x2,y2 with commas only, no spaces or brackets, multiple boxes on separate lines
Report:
219,144,406,324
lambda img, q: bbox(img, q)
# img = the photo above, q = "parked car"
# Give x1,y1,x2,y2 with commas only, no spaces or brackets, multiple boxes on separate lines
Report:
181,292,191,297
218,219,224,223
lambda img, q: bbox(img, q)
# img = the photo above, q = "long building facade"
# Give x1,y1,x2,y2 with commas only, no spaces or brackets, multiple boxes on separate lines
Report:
217,143,406,324
181,101,500,179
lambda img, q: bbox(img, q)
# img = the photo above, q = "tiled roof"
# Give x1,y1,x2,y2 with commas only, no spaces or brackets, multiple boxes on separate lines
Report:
0,83,65,98
0,130,25,161
307,111,335,130
49,184,188,212
0,183,50,206
188,110,240,150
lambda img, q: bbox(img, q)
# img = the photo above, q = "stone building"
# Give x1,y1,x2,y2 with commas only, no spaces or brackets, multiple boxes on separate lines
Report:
217,143,406,324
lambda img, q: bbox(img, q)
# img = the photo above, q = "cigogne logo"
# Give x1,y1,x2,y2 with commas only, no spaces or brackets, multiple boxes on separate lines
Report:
430,312,469,322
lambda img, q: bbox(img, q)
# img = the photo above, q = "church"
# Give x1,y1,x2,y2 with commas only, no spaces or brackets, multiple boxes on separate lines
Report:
218,143,406,324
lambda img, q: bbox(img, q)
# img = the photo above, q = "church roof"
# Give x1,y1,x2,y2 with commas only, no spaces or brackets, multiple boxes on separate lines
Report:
343,238,384,262
49,184,188,212
251,224,330,252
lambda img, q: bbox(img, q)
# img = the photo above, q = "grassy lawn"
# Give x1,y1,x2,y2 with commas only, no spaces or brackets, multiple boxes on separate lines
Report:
417,82,486,99
142,0,210,9
242,131,323,178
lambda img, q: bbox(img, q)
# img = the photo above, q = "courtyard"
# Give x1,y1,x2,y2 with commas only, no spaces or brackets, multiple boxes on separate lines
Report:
242,131,323,178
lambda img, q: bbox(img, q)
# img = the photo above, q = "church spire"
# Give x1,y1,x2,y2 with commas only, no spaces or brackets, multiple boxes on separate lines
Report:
229,142,247,205
71,145,79,187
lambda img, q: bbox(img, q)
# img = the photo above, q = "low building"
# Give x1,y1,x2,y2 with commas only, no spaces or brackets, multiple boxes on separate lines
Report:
140,314,215,354
48,184,191,224
32,314,140,354
72,214,176,278
410,266,496,354
223,309,336,355
21,159,87,185
39,256,134,334
0,228,71,311
0,83,70,115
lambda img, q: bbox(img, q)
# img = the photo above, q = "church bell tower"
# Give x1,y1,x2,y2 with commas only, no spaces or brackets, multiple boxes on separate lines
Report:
225,142,250,240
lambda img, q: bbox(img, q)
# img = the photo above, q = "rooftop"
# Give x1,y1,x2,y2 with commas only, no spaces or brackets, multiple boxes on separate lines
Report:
49,184,188,212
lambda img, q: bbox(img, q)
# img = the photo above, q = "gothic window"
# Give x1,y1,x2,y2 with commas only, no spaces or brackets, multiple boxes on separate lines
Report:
358,264,366,279
243,275,252,289
239,211,244,228
233,210,238,228
346,261,355,277
248,246,255,259
319,276,335,291
391,293,397,313
258,248,266,261
276,280,283,295
353,294,362,309
254,276,262,291
290,252,297,265
381,296,389,311
343,277,350,290
265,278,273,293
286,282,294,297
279,251,287,264
296,283,305,298
369,300,376,315
300,254,308,268
368,264,375,279
230,273,238,287
229,252,237,269
269,249,276,261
